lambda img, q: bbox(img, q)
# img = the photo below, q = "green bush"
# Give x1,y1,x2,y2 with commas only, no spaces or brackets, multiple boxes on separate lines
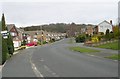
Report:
37,41,41,45
43,41,47,44
22,39,27,46
91,36,99,43
75,34,86,43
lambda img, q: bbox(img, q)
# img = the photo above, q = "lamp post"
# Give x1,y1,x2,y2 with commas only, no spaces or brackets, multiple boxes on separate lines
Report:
41,32,43,46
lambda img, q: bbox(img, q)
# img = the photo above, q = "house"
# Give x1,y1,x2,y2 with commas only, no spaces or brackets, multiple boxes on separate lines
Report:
24,31,38,43
17,28,25,42
93,26,98,34
66,23,78,37
6,24,22,48
25,30,48,43
96,20,113,34
80,27,86,34
7,24,18,37
85,26,94,35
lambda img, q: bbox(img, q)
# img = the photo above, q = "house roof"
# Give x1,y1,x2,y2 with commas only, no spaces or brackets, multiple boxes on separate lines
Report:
17,28,25,33
98,20,112,26
6,24,15,31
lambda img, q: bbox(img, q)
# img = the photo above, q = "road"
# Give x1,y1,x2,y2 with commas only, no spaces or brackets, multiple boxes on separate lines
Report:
2,38,118,77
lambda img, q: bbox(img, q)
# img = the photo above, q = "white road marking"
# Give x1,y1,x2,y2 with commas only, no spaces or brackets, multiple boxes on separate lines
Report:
90,55,95,56
86,54,95,56
40,58,44,62
31,63,43,77
29,55,43,77
44,65,59,77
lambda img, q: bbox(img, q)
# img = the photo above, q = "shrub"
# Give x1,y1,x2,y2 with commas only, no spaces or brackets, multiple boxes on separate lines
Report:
91,36,99,43
22,39,27,46
43,41,47,44
97,35,104,41
75,34,86,43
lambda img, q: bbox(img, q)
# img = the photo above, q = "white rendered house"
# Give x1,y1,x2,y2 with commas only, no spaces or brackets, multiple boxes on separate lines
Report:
98,20,113,34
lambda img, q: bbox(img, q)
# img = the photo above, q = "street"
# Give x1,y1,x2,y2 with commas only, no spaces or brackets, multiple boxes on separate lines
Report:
2,38,118,77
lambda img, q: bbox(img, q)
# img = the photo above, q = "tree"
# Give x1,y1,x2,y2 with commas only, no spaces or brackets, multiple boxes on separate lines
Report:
1,14,9,64
0,21,2,64
113,25,120,39
7,33,14,55
1,13,14,55
105,29,110,40
1,34,9,64
105,29,110,35
1,13,7,31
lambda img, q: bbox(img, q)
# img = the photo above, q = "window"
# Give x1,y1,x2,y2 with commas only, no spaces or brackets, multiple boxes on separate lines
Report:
10,32,17,36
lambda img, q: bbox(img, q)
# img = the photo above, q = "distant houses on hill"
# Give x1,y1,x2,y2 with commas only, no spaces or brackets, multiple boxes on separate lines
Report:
66,20,114,37
6,20,116,48
6,24,66,48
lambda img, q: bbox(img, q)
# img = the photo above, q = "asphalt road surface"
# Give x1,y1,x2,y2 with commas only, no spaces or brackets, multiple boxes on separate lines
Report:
2,38,118,77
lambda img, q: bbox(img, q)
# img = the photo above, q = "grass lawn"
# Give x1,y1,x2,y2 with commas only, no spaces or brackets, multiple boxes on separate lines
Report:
105,54,120,60
96,41,119,50
69,46,100,53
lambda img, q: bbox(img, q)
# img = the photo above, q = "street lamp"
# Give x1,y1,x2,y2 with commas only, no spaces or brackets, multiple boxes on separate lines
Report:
41,32,43,46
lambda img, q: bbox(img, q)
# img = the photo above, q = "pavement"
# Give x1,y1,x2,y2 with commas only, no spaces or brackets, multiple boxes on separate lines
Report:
1,38,119,77
0,45,35,78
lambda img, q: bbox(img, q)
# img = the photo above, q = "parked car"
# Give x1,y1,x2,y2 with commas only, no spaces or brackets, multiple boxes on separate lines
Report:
26,42,37,46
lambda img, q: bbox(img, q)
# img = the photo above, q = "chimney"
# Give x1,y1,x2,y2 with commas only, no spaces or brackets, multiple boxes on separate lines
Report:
110,20,112,25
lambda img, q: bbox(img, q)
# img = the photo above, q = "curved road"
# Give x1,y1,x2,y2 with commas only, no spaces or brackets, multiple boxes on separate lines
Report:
2,38,118,77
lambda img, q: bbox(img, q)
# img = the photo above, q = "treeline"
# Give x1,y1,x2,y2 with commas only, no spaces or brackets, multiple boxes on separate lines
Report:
22,23,94,33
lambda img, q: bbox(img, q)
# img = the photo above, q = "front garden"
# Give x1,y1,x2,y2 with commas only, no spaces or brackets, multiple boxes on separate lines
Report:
75,25,120,50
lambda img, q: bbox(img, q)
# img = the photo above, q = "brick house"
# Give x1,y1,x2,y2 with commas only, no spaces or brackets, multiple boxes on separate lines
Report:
6,24,22,47
85,26,94,35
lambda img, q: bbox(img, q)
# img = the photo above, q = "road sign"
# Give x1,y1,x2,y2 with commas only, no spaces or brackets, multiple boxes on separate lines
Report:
1,30,8,39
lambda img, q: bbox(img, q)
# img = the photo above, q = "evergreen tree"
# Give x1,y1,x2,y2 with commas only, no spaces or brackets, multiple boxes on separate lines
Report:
2,34,9,64
1,13,7,31
105,29,110,40
7,33,14,55
1,13,14,56
0,21,2,64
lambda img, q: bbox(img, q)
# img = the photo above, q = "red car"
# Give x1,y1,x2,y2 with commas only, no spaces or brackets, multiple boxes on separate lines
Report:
26,42,37,46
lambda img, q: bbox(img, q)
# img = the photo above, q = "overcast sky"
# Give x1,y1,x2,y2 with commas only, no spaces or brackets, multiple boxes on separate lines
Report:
0,0,119,27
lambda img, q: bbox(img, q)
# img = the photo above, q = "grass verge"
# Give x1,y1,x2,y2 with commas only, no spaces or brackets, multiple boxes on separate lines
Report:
105,54,120,60
96,41,119,50
69,46,100,53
